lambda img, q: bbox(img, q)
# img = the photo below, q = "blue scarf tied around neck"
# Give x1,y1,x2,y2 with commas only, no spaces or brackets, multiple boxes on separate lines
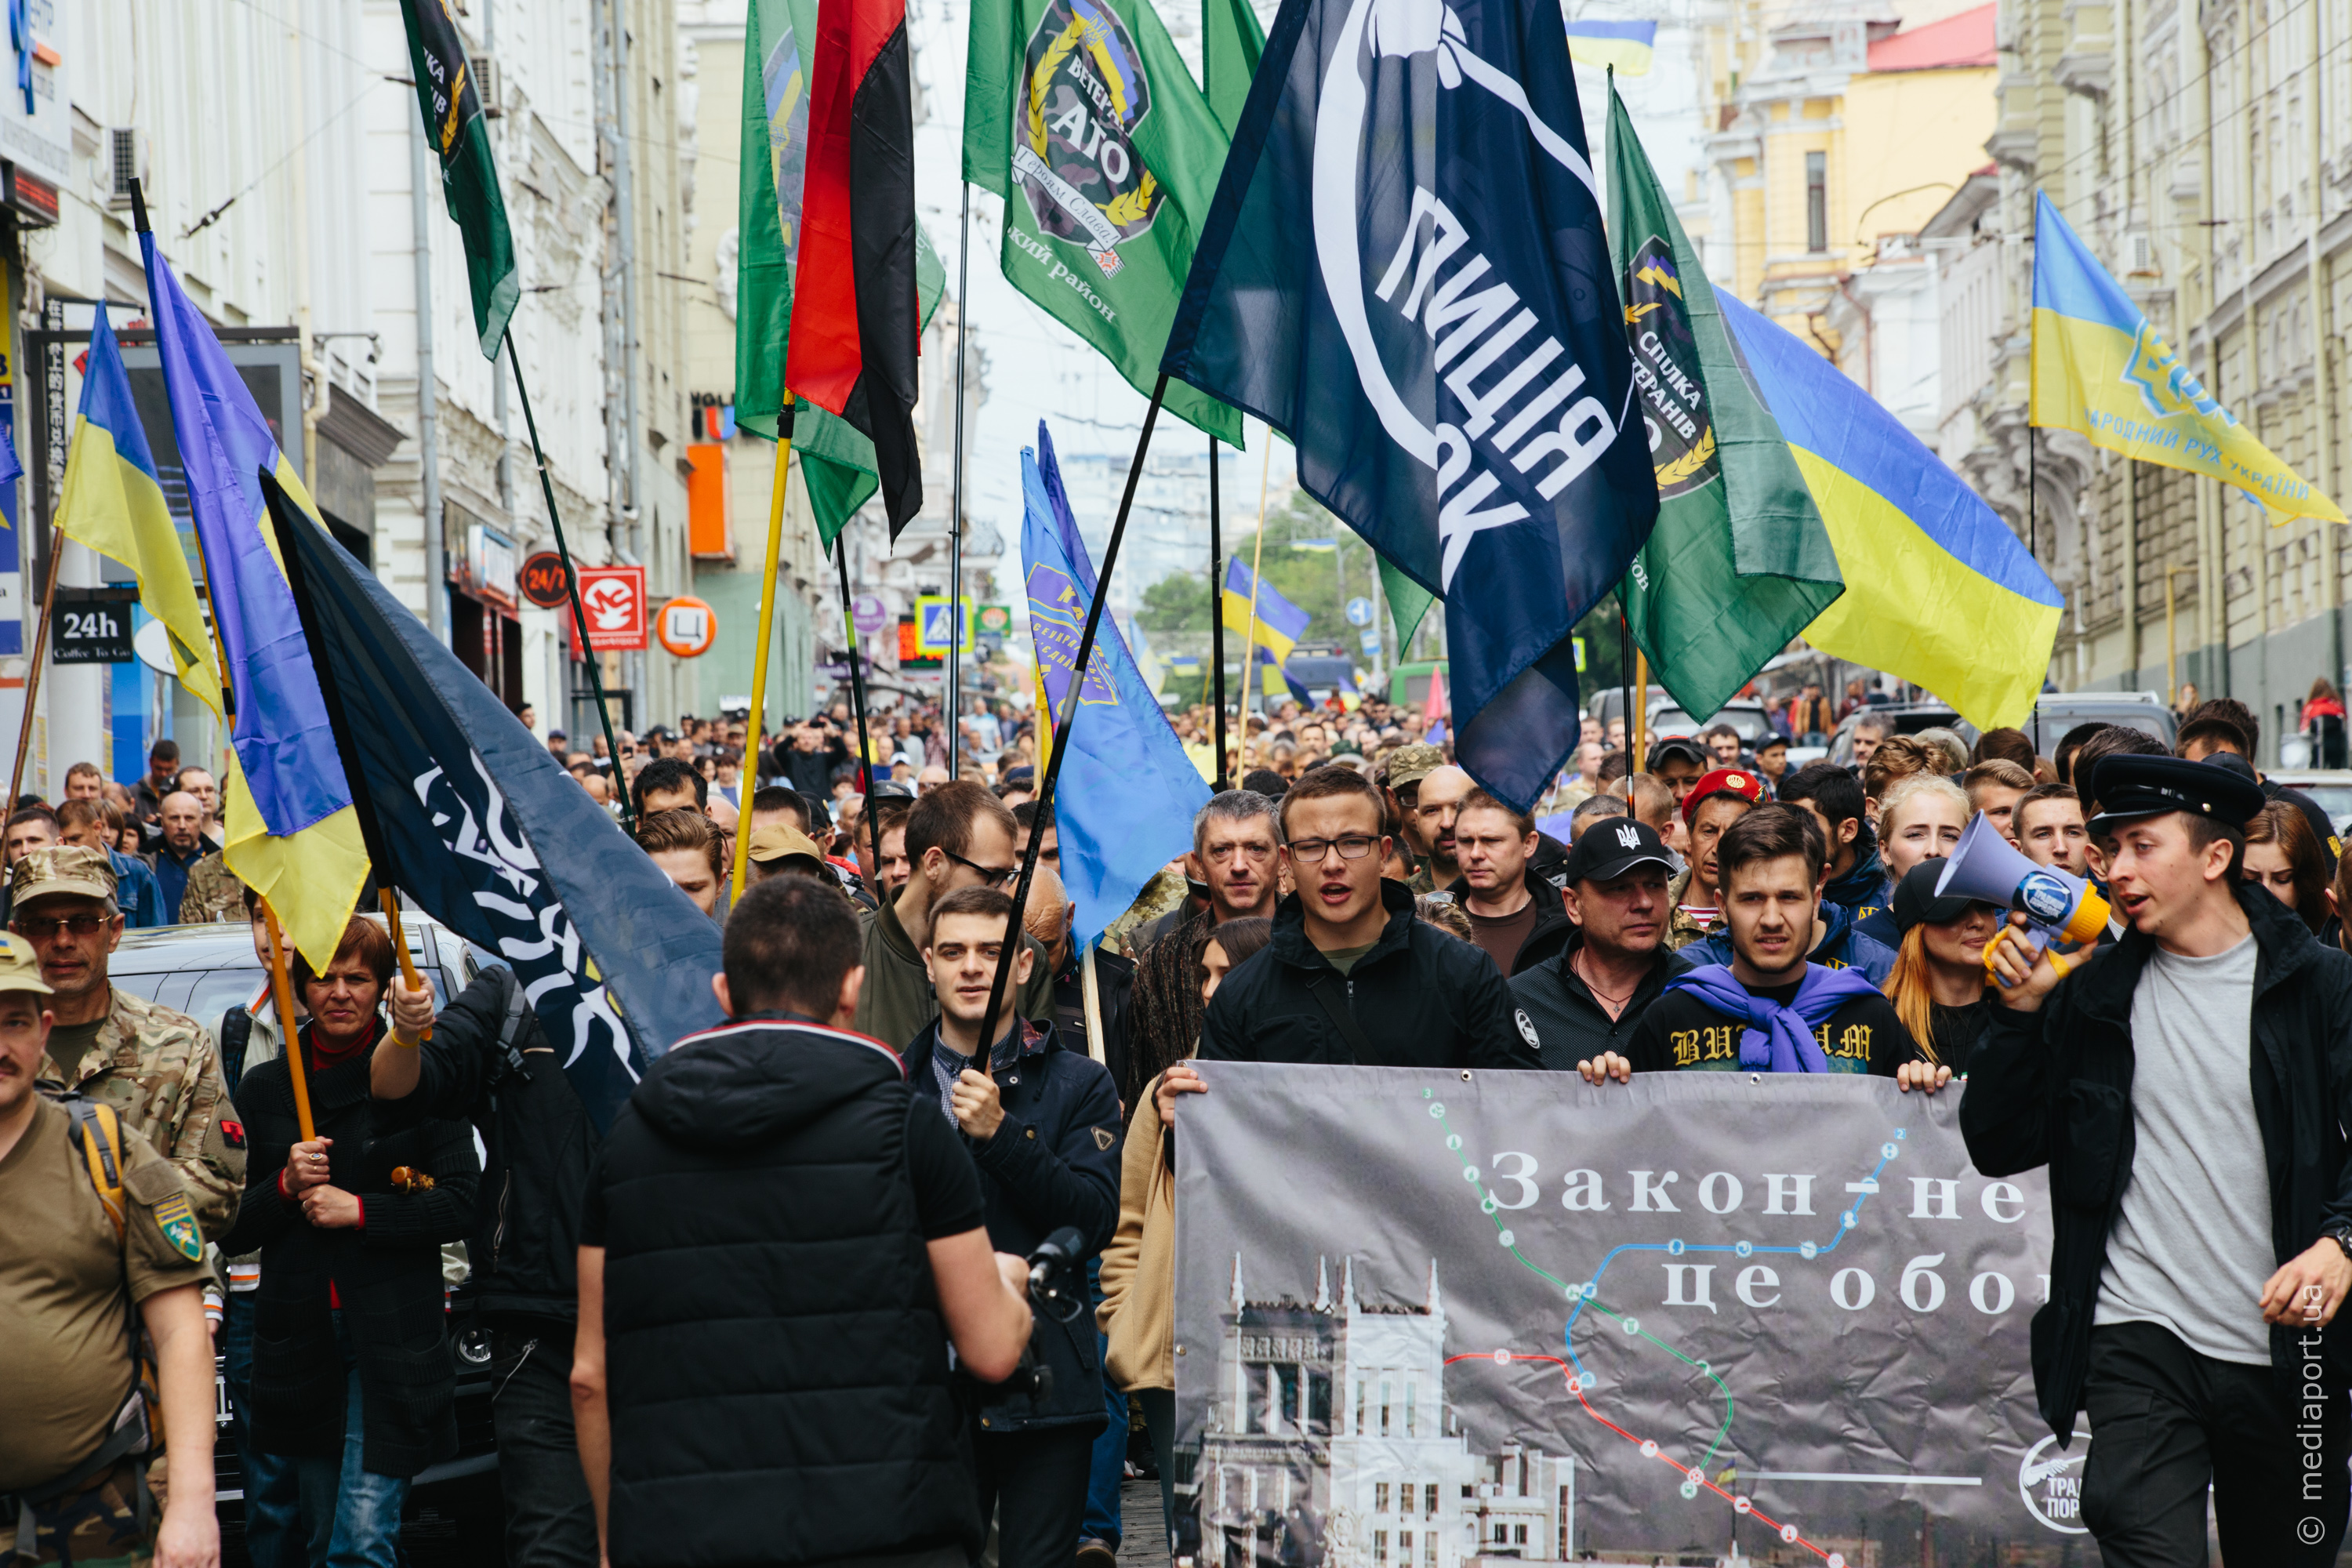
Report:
1663,963,1886,1073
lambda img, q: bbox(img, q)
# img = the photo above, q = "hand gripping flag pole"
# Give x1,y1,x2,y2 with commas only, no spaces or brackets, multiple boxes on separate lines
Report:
972,375,1170,1065
504,330,634,828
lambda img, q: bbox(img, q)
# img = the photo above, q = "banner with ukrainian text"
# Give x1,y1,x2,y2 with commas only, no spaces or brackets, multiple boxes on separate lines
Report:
1174,1069,2076,1561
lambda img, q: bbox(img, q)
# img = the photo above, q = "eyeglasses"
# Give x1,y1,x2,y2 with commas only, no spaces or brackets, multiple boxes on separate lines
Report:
1287,835,1380,863
942,848,1020,887
13,914,110,938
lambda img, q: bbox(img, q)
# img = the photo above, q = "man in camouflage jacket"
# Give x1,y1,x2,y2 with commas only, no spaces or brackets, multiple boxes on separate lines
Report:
176,851,244,925
16,844,245,1239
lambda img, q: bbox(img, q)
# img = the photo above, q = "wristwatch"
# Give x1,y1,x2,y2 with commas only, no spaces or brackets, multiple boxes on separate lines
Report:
2328,1225,2352,1265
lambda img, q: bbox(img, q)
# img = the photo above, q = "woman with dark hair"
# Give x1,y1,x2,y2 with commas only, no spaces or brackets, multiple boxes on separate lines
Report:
223,916,479,1568
1098,914,1272,1551
2245,800,2332,939
1880,862,2003,1075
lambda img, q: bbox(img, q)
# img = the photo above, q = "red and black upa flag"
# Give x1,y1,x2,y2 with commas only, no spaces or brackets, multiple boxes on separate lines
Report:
786,0,922,534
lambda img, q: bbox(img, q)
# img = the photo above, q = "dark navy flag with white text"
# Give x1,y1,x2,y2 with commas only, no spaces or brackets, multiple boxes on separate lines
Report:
1161,0,1657,809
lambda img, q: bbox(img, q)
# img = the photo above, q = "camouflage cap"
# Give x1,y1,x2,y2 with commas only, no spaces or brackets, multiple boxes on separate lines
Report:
11,844,117,906
1381,743,1446,790
0,931,52,995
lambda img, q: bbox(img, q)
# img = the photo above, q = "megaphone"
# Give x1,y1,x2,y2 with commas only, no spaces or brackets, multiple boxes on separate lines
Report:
1936,811,2111,982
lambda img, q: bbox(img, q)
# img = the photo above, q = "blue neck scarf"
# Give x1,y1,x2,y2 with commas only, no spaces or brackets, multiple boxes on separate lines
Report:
1664,963,1886,1072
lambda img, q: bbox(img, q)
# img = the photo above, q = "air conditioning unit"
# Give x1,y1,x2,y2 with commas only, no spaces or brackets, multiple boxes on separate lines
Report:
473,54,505,118
2125,230,2161,278
107,128,147,210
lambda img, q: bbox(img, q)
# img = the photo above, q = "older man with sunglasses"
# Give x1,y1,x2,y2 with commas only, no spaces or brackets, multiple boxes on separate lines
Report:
16,844,244,1239
854,779,1061,1047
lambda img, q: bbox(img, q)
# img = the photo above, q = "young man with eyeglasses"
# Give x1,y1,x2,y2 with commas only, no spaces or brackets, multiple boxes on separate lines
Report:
14,844,245,1240
1181,767,1535,1087
855,779,1058,1047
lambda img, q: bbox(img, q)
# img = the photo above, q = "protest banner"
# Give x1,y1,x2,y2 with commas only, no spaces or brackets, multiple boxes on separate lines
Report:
1174,1070,2074,1566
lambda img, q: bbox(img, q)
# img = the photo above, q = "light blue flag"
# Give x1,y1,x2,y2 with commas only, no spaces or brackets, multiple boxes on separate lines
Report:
1023,423,1210,946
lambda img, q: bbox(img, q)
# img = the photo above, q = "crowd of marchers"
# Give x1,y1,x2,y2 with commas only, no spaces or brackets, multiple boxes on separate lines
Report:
13,682,2352,1568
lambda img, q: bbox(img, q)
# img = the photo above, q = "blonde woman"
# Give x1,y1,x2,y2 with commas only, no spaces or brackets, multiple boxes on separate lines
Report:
1879,862,2002,1074
1857,774,1970,949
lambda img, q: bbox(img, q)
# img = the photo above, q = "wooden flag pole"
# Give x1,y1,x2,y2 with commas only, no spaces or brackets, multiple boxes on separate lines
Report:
732,405,795,902
504,329,634,827
1238,441,1274,720
263,901,316,1142
972,375,1171,1064
6,523,65,808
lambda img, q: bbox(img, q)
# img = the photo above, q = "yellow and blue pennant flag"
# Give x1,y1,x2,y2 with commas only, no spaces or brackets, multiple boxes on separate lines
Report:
1720,292,2063,731
1219,557,1311,666
1564,18,1657,74
140,233,372,967
56,304,222,715
2031,191,2343,523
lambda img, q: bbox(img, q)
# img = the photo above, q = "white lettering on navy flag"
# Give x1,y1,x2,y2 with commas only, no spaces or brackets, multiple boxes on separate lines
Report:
1172,1069,2074,1563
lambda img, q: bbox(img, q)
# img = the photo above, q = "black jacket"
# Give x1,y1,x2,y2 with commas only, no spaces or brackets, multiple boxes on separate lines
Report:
596,1018,978,1568
1445,866,1578,976
902,1018,1122,1433
1508,928,1690,1071
390,964,597,1322
1198,880,1538,1069
1960,881,2352,1441
224,1027,480,1478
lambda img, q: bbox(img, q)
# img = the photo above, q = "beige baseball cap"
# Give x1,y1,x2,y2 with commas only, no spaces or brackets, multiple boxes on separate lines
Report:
0,931,53,995
10,844,118,906
748,825,829,874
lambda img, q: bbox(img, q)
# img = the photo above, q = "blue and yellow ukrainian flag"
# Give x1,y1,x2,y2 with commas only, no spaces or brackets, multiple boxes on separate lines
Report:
1220,557,1312,664
1564,19,1656,74
141,233,372,966
1719,292,2063,730
2031,192,2343,523
56,304,222,715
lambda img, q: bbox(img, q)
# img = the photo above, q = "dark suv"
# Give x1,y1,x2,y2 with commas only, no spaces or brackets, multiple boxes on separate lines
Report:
107,919,503,1568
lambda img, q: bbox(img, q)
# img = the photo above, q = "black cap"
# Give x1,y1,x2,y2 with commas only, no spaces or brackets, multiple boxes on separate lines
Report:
1646,735,1708,771
2085,754,2266,834
1893,859,1989,934
1562,815,1675,884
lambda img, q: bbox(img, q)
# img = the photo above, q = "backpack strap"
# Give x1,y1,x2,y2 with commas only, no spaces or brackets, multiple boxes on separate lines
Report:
65,1098,127,1243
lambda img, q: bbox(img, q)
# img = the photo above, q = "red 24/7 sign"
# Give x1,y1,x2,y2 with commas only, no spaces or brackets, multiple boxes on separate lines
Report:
572,565,647,653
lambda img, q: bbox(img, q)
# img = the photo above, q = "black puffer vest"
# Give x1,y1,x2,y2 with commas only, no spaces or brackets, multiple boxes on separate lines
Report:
596,1016,976,1568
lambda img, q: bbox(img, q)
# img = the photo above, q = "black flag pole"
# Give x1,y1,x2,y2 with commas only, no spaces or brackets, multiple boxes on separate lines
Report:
1209,434,1228,790
972,374,1171,1062
948,180,973,779
835,532,887,880
504,328,633,828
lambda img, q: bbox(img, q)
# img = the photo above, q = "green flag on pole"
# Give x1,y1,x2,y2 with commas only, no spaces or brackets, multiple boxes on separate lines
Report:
399,0,520,358
963,0,1243,445
1201,0,1265,135
1606,82,1843,717
1379,557,1433,653
737,0,946,544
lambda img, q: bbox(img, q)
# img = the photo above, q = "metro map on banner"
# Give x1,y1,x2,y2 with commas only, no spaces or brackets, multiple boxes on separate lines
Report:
1175,1070,2074,1566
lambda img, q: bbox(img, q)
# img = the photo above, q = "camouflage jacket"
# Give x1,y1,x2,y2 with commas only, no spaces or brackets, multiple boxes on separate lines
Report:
1664,868,1720,953
178,852,244,924
41,986,245,1241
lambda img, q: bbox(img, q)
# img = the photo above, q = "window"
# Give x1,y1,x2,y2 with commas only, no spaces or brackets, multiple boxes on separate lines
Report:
1381,1381,1392,1434
1806,151,1828,252
1425,1530,1439,1566
1494,1523,1509,1543
1377,1532,1390,1565
1425,1484,1439,1516
1377,1484,1391,1514
1514,1526,1528,1545
1405,1384,1417,1436
1401,1533,1414,1563
1356,1381,1366,1435
1401,1483,1417,1518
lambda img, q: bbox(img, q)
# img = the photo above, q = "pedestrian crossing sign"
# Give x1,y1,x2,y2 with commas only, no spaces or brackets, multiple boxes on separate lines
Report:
914,595,974,656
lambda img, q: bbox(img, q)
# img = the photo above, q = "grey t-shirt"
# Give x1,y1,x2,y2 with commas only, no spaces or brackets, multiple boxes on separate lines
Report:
2095,935,2275,1365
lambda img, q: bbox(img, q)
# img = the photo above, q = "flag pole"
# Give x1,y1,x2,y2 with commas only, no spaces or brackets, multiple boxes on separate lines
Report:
973,375,1170,1062
6,521,64,807
259,468,432,1043
948,182,973,778
263,901,317,1142
1239,441,1273,721
732,405,795,902
835,533,885,880
503,328,634,828
1209,434,1227,789
1618,593,1632,757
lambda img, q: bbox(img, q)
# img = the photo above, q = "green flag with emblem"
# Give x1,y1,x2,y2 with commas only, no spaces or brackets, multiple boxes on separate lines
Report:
737,0,946,544
398,0,520,358
1606,82,1844,717
1200,0,1265,135
963,0,1243,445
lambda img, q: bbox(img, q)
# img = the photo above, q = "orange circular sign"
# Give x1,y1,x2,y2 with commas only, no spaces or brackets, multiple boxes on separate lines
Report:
656,596,717,658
